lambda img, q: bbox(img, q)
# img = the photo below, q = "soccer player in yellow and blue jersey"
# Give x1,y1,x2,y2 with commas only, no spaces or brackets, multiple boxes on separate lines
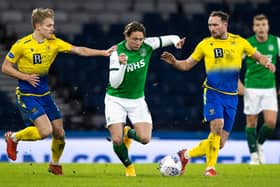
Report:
1,8,115,175
160,11,275,176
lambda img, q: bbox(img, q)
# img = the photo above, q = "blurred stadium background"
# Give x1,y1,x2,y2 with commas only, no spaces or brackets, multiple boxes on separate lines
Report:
0,0,280,140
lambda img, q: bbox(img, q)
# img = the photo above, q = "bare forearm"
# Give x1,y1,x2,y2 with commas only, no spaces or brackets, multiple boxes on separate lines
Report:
259,55,270,67
173,58,197,71
76,47,106,56
2,61,27,81
252,51,270,67
172,59,188,71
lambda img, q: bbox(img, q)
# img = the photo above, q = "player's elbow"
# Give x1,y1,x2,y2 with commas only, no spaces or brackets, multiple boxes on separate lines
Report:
110,79,121,88
1,61,9,74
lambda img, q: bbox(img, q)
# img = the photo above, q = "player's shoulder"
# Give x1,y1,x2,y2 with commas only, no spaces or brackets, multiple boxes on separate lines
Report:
195,36,211,47
268,34,279,40
47,34,62,42
200,36,212,43
15,34,33,45
228,33,249,44
142,39,154,49
228,33,244,40
116,40,126,51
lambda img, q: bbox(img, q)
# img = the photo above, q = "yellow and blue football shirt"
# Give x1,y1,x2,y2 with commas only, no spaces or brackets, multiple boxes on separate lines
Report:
191,33,256,94
6,34,72,95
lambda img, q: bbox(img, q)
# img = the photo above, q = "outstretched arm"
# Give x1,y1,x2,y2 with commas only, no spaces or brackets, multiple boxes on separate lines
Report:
160,51,198,71
1,59,40,87
70,45,116,57
251,51,276,73
144,35,185,50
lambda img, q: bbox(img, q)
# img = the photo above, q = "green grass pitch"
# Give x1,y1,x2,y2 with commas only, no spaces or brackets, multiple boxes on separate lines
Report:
1,163,280,187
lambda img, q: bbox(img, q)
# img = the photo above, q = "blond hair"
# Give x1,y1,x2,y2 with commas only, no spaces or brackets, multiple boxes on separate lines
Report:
31,8,54,29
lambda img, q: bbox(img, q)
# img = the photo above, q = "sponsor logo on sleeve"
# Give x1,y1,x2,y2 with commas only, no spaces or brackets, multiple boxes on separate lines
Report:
7,52,15,58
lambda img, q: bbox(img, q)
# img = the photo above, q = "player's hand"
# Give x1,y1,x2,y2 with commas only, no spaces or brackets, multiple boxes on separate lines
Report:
160,51,177,65
175,37,186,49
24,74,40,87
104,45,117,56
265,62,276,73
119,53,128,65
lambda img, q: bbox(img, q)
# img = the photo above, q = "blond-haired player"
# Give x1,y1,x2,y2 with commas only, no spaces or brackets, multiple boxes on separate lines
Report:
2,8,115,175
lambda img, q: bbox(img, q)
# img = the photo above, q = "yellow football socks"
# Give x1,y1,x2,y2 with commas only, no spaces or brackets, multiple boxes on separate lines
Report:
188,139,208,158
51,138,65,163
15,126,41,141
206,132,221,168
188,132,221,168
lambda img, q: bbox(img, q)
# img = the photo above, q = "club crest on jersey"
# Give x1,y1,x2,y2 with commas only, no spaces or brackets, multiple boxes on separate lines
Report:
268,44,274,51
139,48,147,57
209,108,215,116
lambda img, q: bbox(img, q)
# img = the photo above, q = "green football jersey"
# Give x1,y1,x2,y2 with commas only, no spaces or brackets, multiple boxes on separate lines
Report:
106,40,153,99
244,34,279,88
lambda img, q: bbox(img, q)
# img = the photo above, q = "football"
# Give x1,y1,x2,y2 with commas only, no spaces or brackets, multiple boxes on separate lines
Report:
159,154,182,176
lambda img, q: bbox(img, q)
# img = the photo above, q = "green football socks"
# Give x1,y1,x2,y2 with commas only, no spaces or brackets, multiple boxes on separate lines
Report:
245,127,257,153
113,143,132,167
258,124,274,145
127,129,141,142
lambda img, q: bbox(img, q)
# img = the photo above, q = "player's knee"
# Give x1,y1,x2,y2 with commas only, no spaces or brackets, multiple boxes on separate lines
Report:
39,128,53,139
53,128,65,139
220,141,226,149
212,127,223,135
140,136,151,145
265,119,276,128
112,136,123,145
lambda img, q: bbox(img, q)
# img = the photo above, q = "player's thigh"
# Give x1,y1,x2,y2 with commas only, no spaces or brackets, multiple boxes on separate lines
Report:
42,94,62,122
16,95,47,126
244,88,262,115
127,99,152,125
33,114,53,138
134,122,152,141
203,89,223,123
261,88,278,112
108,123,124,144
223,104,237,133
105,95,127,127
263,110,277,127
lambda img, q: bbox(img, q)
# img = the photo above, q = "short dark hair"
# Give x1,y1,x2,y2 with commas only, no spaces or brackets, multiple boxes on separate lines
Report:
253,14,268,22
124,21,146,37
210,11,229,22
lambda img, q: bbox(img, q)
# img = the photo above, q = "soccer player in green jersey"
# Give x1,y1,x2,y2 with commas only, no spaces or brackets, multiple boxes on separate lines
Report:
238,14,279,165
105,21,185,176
161,11,275,176
2,8,115,175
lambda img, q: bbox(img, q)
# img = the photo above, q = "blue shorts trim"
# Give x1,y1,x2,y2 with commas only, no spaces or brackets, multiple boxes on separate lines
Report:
203,88,238,132
16,94,61,126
